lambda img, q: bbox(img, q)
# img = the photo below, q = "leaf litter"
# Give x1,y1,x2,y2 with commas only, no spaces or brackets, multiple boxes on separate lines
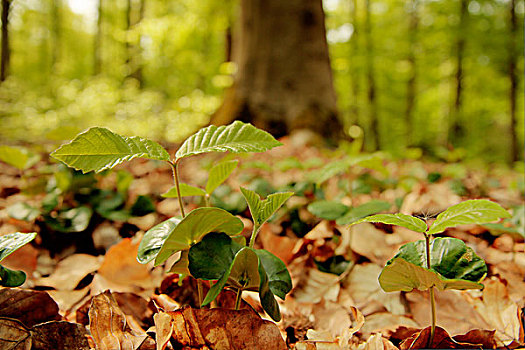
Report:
0,139,523,349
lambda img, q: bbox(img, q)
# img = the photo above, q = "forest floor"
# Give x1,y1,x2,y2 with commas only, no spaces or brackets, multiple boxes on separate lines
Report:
0,133,523,349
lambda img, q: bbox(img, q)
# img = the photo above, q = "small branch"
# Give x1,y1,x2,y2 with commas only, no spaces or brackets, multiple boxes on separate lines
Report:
197,280,204,308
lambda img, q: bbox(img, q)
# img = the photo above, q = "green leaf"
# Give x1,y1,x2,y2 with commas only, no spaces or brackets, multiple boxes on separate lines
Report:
0,232,37,262
307,200,349,220
254,249,292,300
379,238,487,292
0,146,39,170
161,183,207,198
0,265,28,287
175,121,282,159
427,200,511,235
44,206,93,233
51,127,170,173
137,217,181,264
130,195,155,216
240,187,293,230
309,154,385,185
257,260,281,321
206,160,238,195
349,213,427,233
7,203,40,222
336,200,391,225
154,208,244,265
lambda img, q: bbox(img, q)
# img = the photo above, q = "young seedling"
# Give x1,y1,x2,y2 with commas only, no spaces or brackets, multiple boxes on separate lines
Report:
51,121,294,316
348,199,510,347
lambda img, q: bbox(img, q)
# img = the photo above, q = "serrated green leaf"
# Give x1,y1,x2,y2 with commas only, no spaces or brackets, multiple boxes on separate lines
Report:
137,217,181,264
206,160,238,194
427,199,511,235
162,183,207,198
0,146,39,170
154,208,244,265
0,232,37,262
336,200,391,225
175,121,282,159
349,213,427,233
379,238,487,292
51,127,170,173
240,187,293,230
307,200,349,220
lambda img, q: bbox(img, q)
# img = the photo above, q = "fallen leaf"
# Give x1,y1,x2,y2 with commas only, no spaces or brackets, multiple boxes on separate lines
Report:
168,307,287,349
97,238,158,290
0,317,31,349
347,223,394,266
400,326,495,349
357,333,399,350
47,287,90,315
259,223,300,264
35,254,102,290
0,288,60,327
312,301,352,338
360,313,419,337
89,290,147,350
293,268,340,303
153,312,173,350
294,329,340,350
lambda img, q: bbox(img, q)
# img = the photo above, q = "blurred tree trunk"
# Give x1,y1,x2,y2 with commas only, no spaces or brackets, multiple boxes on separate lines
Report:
365,0,379,150
211,0,342,139
125,0,144,85
508,0,519,162
51,0,61,74
449,0,468,146
94,0,103,75
405,0,418,147
349,0,359,126
1,0,10,82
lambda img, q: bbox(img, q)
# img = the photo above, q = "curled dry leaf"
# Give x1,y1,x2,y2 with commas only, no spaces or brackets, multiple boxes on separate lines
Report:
168,307,287,350
346,223,395,266
89,290,148,350
357,333,399,350
294,329,341,350
153,312,173,350
399,326,496,349
359,313,419,338
36,254,102,290
293,268,340,303
0,288,60,327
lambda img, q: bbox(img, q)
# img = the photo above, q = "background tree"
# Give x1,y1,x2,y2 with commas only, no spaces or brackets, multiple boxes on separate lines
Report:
1,0,10,81
211,0,342,138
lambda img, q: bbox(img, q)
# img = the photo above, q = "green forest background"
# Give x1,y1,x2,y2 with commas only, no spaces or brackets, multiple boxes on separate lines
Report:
1,0,523,163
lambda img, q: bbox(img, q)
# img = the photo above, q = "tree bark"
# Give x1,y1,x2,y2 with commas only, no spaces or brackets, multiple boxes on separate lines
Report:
125,0,144,85
365,0,379,150
51,0,61,74
405,0,418,147
1,0,10,82
94,0,103,75
349,0,359,126
508,0,519,162
211,0,342,139
449,0,468,146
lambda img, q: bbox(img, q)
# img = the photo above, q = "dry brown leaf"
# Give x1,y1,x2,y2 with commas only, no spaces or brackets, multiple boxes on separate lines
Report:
344,264,407,316
360,313,419,337
97,238,158,290
89,290,147,350
47,286,90,315
168,307,287,349
153,312,173,350
293,268,340,303
0,317,90,350
357,333,398,350
259,223,300,264
470,277,523,347
294,329,341,350
312,301,352,338
400,183,460,216
346,223,393,266
305,221,334,240
35,254,102,290
1,243,39,280
400,326,495,349
0,288,61,327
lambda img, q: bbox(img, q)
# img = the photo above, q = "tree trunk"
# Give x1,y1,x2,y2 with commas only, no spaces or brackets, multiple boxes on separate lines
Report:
1,0,10,82
449,0,468,146
211,0,342,139
51,0,61,75
405,0,418,147
508,0,519,162
349,0,359,126
125,0,144,85
94,0,103,75
365,0,379,150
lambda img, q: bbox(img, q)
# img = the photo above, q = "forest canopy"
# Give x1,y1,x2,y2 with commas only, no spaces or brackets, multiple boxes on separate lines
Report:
0,0,523,163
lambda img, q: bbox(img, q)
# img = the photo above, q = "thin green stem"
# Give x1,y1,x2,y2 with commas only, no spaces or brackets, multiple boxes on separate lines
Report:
234,288,243,310
197,280,204,308
248,225,259,248
204,194,210,207
169,160,185,218
425,233,436,347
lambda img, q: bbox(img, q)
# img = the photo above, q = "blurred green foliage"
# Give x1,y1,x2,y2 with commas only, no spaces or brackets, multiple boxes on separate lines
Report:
0,0,523,162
